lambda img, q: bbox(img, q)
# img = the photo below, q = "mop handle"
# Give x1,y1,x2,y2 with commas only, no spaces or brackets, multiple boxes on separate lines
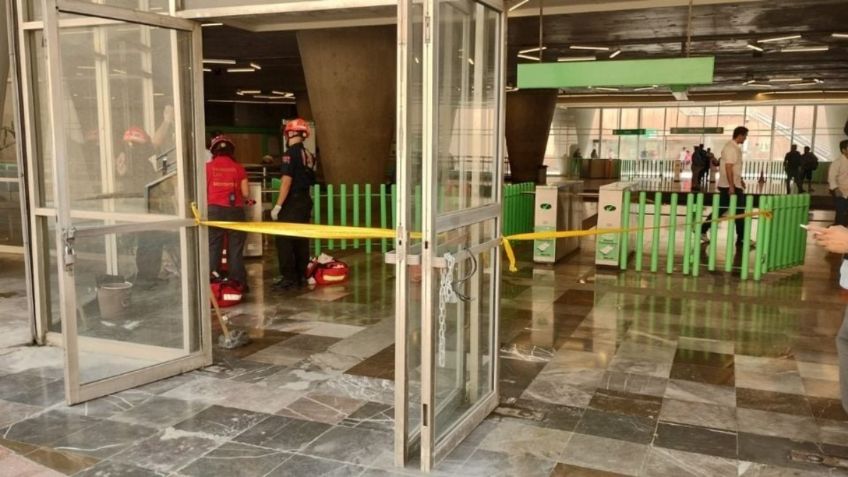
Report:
209,286,231,338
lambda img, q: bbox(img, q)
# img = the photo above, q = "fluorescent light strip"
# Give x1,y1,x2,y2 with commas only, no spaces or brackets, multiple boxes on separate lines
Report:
745,44,764,52
254,95,289,99
201,22,223,27
634,86,657,91
789,82,819,87
271,90,291,96
518,46,547,54
760,34,802,43
769,90,824,95
593,87,620,92
249,62,262,70
769,78,803,82
557,56,596,62
517,53,540,61
227,68,256,73
743,80,756,85
781,46,829,53
203,59,236,65
203,68,212,73
509,0,530,11
570,45,610,51
833,33,848,39
209,99,295,105
609,49,621,58
238,89,261,95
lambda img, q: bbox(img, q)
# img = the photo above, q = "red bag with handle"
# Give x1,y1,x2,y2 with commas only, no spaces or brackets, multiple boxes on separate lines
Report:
210,279,244,307
306,255,349,285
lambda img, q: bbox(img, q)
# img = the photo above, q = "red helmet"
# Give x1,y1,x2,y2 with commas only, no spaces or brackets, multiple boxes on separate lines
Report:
123,126,150,144
283,118,310,139
210,134,235,154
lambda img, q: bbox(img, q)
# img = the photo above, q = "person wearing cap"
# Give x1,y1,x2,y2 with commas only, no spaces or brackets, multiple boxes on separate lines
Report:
271,118,318,289
207,135,251,288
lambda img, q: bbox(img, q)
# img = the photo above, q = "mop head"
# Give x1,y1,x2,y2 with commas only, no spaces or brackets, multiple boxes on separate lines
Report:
218,329,251,349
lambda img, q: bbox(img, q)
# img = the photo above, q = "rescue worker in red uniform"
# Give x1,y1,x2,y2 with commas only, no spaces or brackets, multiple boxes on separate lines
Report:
206,135,250,287
271,119,318,289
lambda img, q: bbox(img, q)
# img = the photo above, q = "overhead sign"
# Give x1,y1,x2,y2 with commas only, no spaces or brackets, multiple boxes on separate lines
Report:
517,57,715,89
670,127,725,135
613,129,647,136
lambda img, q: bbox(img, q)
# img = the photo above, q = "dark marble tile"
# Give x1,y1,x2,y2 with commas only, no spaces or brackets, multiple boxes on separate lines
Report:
265,453,366,477
554,290,595,307
276,393,365,425
641,447,737,477
234,415,332,452
596,372,668,398
109,430,221,474
588,389,663,420
653,422,737,460
0,371,56,398
669,362,735,387
2,379,66,407
499,358,547,402
345,345,395,381
495,399,585,432
74,460,165,477
178,442,287,477
1,410,101,447
737,432,833,472
24,447,100,475
301,426,394,469
278,334,342,352
173,405,270,438
51,420,157,459
111,396,210,428
736,388,812,417
673,349,734,369
807,396,848,422
549,463,629,477
559,433,649,476
215,330,297,361
62,390,155,420
574,409,656,445
339,402,393,432
459,448,556,477
199,358,287,384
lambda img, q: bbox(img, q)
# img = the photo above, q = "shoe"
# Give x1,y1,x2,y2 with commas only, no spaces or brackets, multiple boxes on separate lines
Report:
700,233,710,244
272,279,298,290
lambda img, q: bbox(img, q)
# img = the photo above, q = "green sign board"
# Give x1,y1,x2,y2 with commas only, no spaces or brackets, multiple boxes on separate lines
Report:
517,57,715,89
670,127,725,135
613,129,647,136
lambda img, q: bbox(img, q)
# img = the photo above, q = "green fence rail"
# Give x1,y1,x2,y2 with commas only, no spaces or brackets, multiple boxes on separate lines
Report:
618,192,809,280
269,180,536,256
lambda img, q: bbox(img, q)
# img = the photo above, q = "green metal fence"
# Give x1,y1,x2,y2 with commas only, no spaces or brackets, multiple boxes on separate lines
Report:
618,191,809,280
502,182,536,236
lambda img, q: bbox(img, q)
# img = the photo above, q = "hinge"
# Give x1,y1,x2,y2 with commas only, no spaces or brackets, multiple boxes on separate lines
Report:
424,15,431,44
62,227,76,271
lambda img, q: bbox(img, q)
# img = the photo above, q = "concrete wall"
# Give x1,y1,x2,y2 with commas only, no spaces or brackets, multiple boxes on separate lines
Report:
505,89,557,183
297,26,396,186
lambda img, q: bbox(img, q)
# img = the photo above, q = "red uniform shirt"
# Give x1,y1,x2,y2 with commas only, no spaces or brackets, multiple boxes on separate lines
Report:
206,155,247,207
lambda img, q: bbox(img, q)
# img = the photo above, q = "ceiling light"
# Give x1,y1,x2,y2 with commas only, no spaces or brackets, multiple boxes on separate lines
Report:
769,90,824,95
518,46,547,54
271,90,291,96
634,86,657,91
517,53,540,61
227,68,256,73
203,68,212,73
201,22,223,27
570,45,610,51
760,34,802,43
789,82,819,87
781,46,829,53
743,80,756,85
468,58,475,65
203,58,236,65
509,0,530,11
609,49,621,58
237,89,261,95
557,56,596,62
746,44,764,52
831,33,848,38
249,62,262,70
254,95,289,99
769,78,803,83
593,87,619,92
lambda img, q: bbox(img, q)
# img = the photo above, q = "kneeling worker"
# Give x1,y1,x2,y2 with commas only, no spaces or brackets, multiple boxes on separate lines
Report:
207,135,250,288
271,119,318,289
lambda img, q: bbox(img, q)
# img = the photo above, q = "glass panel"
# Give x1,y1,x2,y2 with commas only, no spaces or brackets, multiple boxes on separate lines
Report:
600,108,619,159
43,217,62,333
435,1,498,213
30,30,56,208
793,106,815,151
0,76,23,247
71,227,199,385
28,0,170,21
639,108,665,161
772,106,794,161
815,105,848,162
744,106,773,162
618,108,639,160
665,106,704,162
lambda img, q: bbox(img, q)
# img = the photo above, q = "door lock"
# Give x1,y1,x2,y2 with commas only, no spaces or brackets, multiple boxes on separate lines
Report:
62,227,76,271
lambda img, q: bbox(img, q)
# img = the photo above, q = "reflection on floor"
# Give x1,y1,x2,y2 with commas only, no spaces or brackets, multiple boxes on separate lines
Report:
1,236,848,476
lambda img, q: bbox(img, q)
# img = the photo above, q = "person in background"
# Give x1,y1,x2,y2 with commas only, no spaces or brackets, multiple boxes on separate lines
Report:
829,140,848,227
271,118,318,290
784,144,804,193
206,135,250,288
590,148,599,159
802,145,819,193
701,127,749,246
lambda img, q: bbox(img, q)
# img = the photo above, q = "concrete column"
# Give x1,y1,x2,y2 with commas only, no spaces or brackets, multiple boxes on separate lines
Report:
297,26,395,186
296,95,313,122
505,89,557,183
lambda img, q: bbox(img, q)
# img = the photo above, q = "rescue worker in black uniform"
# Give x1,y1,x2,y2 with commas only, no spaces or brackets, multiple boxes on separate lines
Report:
271,118,318,289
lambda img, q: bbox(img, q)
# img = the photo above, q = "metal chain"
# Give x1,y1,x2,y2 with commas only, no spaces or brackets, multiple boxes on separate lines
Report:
437,252,457,368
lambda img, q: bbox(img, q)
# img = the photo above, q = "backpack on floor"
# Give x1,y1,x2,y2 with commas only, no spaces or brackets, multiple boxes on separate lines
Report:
211,279,244,307
306,254,349,285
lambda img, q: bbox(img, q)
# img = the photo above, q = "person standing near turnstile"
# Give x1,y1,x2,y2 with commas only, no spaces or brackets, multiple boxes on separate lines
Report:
271,118,318,290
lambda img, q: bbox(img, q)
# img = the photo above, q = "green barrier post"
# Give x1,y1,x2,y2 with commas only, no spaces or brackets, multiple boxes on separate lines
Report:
708,193,720,271
312,184,321,256
754,196,767,281
650,192,662,273
682,194,694,276
326,184,335,250
635,191,647,271
353,184,360,249
620,189,632,270
340,184,348,250
365,184,373,254
692,193,705,277
666,193,678,274
380,184,388,254
740,195,754,280
724,193,737,273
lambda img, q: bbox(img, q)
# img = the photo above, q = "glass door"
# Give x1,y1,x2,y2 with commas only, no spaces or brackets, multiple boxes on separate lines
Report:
417,0,504,471
41,0,210,404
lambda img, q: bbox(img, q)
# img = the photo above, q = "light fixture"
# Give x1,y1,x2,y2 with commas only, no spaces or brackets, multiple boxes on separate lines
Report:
249,62,262,70
509,0,530,11
832,33,848,38
593,87,619,92
609,49,621,58
237,89,261,95
557,56,596,62
768,77,804,82
781,46,829,53
743,80,756,85
272,90,292,96
254,95,290,99
227,67,256,73
570,45,610,51
789,81,819,87
760,34,802,43
203,58,236,65
517,53,540,61
201,22,223,27
468,58,475,65
769,90,824,95
634,85,657,91
745,44,764,52
518,46,547,54
203,68,212,73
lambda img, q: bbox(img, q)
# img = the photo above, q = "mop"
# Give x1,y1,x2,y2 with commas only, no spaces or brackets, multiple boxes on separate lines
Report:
210,286,251,349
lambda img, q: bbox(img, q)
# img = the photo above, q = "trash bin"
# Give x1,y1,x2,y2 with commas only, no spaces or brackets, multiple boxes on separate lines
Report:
98,281,133,320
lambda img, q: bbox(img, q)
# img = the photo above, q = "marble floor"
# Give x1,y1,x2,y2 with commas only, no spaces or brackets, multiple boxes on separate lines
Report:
1,233,847,476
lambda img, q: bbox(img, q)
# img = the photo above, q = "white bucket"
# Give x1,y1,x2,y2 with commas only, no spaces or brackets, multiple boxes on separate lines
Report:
98,282,133,320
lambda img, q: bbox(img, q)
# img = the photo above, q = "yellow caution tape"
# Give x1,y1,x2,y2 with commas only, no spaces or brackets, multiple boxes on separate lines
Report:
191,203,771,273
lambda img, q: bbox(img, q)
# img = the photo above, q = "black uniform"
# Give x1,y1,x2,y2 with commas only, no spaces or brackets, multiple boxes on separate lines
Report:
276,142,318,284
784,149,804,193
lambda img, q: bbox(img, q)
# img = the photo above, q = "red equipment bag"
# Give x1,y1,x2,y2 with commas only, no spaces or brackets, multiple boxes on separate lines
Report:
210,279,243,307
307,259,349,285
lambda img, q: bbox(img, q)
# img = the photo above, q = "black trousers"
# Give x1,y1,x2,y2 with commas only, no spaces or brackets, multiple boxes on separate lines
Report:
276,193,312,281
786,169,805,193
835,196,848,227
701,187,746,243
209,205,247,284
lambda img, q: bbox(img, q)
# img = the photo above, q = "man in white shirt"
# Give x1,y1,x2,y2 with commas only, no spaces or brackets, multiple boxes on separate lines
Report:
828,140,848,226
701,126,749,244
